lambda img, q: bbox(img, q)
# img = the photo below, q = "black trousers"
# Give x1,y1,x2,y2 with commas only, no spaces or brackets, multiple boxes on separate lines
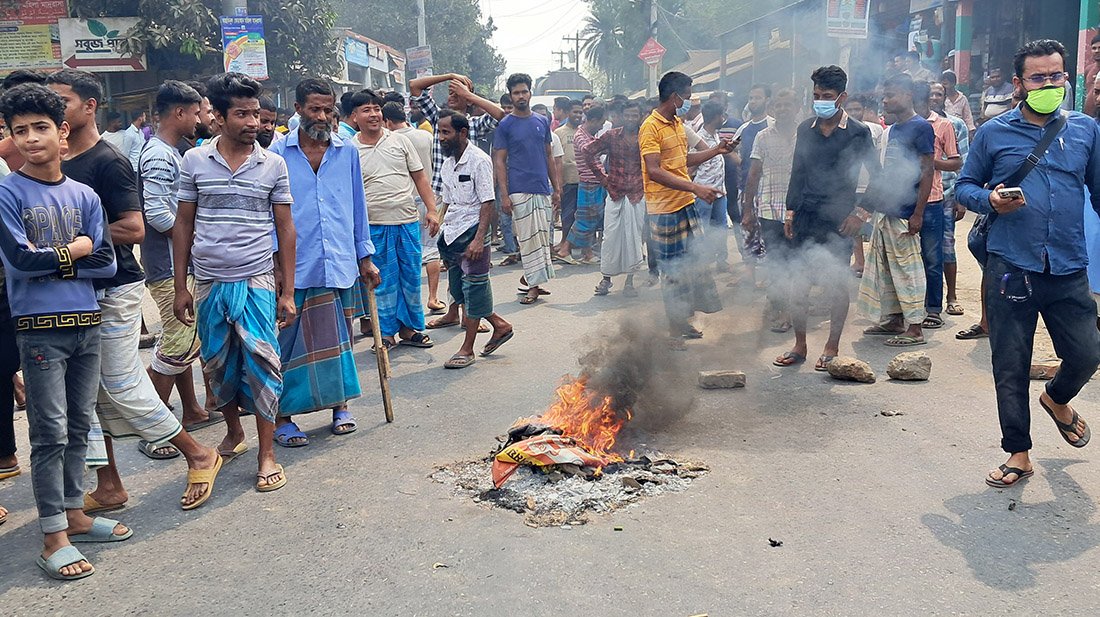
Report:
985,254,1100,453
0,305,18,459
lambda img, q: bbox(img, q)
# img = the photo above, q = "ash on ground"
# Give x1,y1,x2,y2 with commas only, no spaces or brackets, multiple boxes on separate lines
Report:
430,456,709,528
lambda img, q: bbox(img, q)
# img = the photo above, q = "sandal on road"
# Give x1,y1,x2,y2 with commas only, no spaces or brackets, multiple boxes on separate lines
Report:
986,464,1034,488
427,318,460,329
256,464,287,493
922,315,944,329
864,324,904,336
69,517,133,543
180,454,223,511
520,291,540,305
137,440,179,460
37,546,94,581
594,280,613,296
814,355,835,372
884,335,926,347
399,332,434,348
498,255,521,267
183,410,225,432
331,409,358,436
83,493,125,515
218,442,248,463
956,324,988,340
481,330,514,356
426,300,447,314
945,302,965,316
274,422,309,448
444,354,476,369
1040,396,1091,448
773,351,806,367
370,339,397,354
0,464,20,480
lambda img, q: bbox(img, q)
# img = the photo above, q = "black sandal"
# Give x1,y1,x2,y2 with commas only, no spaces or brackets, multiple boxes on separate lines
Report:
399,332,434,348
955,324,988,340
985,464,1033,488
1040,396,1091,448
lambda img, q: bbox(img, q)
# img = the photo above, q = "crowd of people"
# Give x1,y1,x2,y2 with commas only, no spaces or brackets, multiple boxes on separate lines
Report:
0,36,1097,583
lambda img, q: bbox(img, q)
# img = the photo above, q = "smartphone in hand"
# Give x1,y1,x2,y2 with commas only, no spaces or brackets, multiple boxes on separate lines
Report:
997,187,1024,200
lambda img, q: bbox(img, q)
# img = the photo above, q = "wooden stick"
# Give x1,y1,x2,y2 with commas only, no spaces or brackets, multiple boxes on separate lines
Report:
366,286,394,423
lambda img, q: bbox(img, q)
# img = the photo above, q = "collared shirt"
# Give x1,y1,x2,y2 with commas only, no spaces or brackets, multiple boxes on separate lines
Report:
411,88,498,194
694,127,725,189
787,110,878,224
573,125,602,184
554,123,579,184
926,111,960,203
355,129,423,225
270,130,374,290
179,141,293,282
944,91,976,132
750,124,796,221
441,143,496,243
956,108,1100,275
338,122,357,140
639,109,694,214
582,126,643,203
941,112,969,199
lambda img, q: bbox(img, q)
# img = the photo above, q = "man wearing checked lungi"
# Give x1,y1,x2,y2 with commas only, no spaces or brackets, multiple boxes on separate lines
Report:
268,78,380,448
639,72,733,349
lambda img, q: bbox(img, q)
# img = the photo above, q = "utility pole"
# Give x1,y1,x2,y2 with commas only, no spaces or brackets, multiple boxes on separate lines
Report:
417,0,427,47
648,0,658,97
552,50,569,70
562,31,585,71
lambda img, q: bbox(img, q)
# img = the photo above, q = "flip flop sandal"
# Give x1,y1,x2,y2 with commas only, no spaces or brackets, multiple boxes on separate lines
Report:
444,354,476,369
815,355,835,372
864,324,905,336
945,302,965,316
427,319,460,329
256,464,287,493
478,323,490,333
884,335,927,347
773,351,806,367
331,409,358,435
37,546,94,581
0,509,6,525
481,330,515,357
516,287,552,295
681,327,704,340
498,255,521,266
370,339,398,354
594,281,613,296
218,442,248,463
985,464,1034,488
955,324,988,340
180,454,223,511
1040,396,1091,448
769,321,792,333
83,493,126,515
399,332,434,348
69,516,133,543
274,422,309,448
922,315,945,329
553,254,580,265
426,301,447,314
580,256,600,265
0,465,20,480
520,293,540,305
137,440,180,460
183,410,225,432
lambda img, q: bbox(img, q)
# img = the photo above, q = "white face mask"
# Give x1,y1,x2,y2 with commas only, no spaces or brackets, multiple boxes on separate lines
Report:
675,94,692,118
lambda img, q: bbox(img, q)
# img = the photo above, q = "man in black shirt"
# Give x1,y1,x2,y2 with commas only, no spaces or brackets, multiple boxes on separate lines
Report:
48,70,221,512
775,65,879,371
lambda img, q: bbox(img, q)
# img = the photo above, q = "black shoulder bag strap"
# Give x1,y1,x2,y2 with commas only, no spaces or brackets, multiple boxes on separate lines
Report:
982,111,1068,230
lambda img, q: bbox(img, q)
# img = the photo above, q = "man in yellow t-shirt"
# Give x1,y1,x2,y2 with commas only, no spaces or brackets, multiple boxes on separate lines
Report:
639,71,733,346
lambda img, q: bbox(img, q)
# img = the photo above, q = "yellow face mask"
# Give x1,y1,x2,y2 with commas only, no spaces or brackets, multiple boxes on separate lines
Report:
1025,86,1064,115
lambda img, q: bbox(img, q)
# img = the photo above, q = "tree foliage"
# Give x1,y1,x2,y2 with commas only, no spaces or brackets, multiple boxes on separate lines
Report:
333,0,505,91
69,0,341,86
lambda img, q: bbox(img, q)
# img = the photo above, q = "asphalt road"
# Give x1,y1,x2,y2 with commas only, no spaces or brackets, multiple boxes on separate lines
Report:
2,224,1099,616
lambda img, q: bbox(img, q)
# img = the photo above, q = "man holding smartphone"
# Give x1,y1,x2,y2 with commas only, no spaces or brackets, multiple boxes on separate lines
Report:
956,39,1100,488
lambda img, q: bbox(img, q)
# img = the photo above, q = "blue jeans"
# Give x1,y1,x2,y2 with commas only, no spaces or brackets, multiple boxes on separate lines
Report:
17,325,101,533
920,201,945,314
494,189,518,256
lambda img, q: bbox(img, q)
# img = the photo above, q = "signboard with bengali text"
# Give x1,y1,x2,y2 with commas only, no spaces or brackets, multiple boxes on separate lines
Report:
0,0,66,74
220,15,268,80
826,0,871,39
59,17,146,72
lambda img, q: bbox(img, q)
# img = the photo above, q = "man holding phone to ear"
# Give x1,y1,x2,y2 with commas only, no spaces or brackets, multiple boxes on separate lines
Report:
956,39,1100,489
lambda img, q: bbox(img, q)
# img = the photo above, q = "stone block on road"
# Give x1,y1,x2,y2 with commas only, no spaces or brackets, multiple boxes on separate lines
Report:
826,356,876,383
698,370,746,389
887,351,932,381
1030,360,1060,380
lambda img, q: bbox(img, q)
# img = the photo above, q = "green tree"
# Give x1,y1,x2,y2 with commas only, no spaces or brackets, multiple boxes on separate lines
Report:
333,0,505,92
69,0,341,86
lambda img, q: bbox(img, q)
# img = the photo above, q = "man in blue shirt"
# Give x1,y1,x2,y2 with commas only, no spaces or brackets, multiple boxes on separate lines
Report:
269,78,379,447
956,39,1100,488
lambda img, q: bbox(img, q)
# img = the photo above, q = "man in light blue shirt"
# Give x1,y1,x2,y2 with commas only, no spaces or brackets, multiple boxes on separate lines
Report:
268,78,379,447
955,39,1100,488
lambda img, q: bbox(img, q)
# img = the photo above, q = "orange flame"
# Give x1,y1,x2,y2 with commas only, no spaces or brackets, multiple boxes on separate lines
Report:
526,376,633,465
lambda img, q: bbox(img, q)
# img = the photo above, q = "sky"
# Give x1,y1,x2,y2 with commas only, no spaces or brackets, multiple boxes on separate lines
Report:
478,0,590,80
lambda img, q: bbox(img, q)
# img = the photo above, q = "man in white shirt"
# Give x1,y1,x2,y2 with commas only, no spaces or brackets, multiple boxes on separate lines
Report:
100,111,126,150
122,110,146,172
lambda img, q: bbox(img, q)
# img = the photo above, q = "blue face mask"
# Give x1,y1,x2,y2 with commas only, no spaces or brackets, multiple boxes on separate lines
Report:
675,95,692,118
813,100,840,119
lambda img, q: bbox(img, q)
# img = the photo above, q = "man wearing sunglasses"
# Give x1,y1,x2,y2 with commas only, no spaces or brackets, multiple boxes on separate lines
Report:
957,39,1100,489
